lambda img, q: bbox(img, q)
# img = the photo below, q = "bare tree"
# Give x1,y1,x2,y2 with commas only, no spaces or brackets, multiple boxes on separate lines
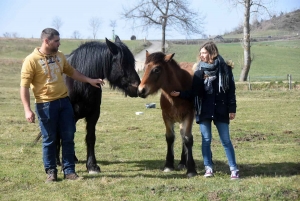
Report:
3,32,11,38
89,17,102,39
52,16,63,32
226,0,273,81
122,0,204,53
71,31,81,39
110,20,117,40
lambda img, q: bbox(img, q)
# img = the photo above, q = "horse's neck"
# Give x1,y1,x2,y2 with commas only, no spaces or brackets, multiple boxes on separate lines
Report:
163,64,192,93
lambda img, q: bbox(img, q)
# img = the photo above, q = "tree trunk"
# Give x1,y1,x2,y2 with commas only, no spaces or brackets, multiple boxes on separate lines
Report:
239,0,251,82
161,19,167,53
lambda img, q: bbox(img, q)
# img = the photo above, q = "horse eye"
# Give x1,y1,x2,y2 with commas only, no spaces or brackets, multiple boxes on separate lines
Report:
152,67,161,74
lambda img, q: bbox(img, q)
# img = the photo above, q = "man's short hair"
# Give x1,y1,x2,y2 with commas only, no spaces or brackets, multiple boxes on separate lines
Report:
41,28,60,40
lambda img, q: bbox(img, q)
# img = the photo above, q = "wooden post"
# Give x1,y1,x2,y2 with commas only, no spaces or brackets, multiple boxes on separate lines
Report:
287,74,292,90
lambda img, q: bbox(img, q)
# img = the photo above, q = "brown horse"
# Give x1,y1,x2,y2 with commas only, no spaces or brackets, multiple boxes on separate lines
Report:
138,51,197,177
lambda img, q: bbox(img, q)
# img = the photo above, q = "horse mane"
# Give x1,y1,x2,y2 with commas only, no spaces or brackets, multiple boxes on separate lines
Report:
146,52,193,92
109,40,135,89
68,41,109,79
67,39,136,92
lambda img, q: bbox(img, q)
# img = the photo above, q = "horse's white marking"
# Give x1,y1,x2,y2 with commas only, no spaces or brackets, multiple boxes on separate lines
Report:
88,170,100,174
163,167,174,172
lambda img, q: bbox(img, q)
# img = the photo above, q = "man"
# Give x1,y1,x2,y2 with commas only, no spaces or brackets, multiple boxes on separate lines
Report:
20,28,105,183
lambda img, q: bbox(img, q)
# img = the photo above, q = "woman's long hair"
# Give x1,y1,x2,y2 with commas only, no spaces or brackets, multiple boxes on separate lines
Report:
197,41,219,64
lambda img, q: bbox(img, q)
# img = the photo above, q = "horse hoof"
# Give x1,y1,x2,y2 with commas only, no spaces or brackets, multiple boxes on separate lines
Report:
88,170,100,174
187,172,197,178
177,164,186,170
163,167,174,172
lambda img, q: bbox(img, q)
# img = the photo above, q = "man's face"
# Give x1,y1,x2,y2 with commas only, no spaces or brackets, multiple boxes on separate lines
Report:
46,35,60,54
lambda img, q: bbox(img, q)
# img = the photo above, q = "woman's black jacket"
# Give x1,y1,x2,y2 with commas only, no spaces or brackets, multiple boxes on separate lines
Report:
179,61,236,124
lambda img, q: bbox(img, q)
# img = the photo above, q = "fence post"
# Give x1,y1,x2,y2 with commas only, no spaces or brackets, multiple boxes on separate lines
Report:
248,75,251,90
287,74,292,90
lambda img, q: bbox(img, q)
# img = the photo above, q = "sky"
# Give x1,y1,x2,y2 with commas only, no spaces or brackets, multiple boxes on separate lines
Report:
0,0,299,40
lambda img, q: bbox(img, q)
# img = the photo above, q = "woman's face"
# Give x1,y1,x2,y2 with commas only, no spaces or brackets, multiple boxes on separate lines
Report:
200,47,210,63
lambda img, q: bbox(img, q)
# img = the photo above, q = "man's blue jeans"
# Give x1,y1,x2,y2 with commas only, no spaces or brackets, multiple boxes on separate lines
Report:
200,120,238,171
35,97,76,175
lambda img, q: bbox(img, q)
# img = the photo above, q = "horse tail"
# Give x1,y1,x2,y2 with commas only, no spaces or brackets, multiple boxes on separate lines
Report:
32,131,42,146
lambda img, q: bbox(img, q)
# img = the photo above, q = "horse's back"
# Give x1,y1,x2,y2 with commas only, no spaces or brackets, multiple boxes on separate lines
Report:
179,62,195,76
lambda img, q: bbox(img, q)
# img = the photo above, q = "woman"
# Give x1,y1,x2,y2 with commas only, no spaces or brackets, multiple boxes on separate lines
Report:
170,41,239,179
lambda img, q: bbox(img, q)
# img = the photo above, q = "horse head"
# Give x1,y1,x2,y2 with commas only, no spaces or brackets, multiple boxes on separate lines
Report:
105,36,140,97
138,51,175,98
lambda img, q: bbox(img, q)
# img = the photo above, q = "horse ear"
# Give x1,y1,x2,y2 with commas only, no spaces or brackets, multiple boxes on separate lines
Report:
164,53,175,62
146,50,150,58
105,38,118,55
115,35,121,43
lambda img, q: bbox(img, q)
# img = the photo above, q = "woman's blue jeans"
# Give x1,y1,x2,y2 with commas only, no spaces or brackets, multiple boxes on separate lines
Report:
200,120,238,171
35,97,76,175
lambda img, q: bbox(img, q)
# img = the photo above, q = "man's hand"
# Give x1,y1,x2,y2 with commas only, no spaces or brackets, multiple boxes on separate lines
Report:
25,109,35,123
89,78,105,88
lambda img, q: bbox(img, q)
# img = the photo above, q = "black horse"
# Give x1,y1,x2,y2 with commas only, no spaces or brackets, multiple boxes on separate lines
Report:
37,36,140,174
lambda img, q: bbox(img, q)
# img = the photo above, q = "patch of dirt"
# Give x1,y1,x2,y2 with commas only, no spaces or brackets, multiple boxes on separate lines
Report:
234,132,273,142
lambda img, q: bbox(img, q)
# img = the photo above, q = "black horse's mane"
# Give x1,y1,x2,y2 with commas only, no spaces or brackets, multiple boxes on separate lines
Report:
68,41,110,79
66,40,135,92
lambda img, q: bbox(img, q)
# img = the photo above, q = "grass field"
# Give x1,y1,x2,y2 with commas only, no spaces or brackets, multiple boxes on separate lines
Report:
0,38,299,200
166,39,300,82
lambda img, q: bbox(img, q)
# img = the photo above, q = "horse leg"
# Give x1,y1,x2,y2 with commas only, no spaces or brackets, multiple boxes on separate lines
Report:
180,118,197,178
85,111,101,174
178,142,186,170
163,118,175,172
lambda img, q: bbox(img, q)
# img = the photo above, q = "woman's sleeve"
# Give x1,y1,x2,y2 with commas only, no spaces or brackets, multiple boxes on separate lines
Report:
227,66,236,113
179,70,204,100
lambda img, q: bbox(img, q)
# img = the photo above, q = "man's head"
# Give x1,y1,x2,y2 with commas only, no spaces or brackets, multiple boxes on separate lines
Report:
40,28,60,54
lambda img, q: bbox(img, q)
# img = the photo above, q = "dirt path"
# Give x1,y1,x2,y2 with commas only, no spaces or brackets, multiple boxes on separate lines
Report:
135,41,163,71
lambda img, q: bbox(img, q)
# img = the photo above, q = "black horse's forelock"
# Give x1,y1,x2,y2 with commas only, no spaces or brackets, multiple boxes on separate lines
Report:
109,41,136,89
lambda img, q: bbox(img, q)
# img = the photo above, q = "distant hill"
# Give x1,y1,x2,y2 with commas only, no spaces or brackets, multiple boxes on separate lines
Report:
224,9,300,38
261,9,300,32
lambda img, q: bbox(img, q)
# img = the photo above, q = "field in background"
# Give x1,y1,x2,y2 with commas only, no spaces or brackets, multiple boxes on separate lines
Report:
166,39,300,82
0,38,299,200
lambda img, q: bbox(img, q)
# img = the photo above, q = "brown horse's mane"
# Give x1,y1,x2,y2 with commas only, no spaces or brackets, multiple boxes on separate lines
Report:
146,52,193,93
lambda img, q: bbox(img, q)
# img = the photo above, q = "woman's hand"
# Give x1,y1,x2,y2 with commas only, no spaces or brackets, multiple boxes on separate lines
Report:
170,91,180,97
229,113,236,120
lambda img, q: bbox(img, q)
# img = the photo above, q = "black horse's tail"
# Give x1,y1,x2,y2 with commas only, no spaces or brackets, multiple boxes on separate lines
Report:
32,131,42,146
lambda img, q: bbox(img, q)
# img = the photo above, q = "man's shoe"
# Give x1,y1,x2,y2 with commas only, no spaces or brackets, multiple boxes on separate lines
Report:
64,173,83,181
204,168,214,178
231,170,240,180
45,169,57,183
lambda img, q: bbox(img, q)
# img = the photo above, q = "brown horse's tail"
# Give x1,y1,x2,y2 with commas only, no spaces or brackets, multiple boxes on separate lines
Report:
32,131,42,146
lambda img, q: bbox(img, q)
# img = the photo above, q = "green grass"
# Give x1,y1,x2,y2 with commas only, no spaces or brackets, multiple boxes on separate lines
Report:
0,84,299,200
0,38,299,200
166,40,300,82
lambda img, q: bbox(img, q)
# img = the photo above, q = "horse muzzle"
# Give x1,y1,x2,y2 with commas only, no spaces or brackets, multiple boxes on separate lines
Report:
137,86,148,98
125,82,140,97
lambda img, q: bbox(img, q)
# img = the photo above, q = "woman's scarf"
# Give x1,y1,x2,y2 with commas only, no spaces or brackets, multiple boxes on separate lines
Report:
196,55,229,94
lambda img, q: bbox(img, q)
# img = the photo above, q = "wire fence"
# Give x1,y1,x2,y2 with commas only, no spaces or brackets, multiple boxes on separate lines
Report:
244,74,299,90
